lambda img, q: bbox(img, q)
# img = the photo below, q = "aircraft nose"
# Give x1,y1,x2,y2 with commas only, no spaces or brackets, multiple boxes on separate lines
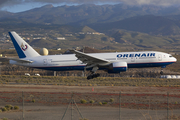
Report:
172,57,177,63
170,57,177,62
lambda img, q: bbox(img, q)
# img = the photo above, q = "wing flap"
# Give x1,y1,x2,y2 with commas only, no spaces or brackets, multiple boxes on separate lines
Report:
69,49,110,66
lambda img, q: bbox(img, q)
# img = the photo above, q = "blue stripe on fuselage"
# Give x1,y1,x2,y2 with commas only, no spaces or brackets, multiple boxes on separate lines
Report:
128,62,175,68
33,62,175,71
34,65,86,71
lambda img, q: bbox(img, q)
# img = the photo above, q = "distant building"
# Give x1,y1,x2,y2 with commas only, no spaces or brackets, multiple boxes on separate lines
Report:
56,37,66,40
65,34,73,36
5,40,10,42
76,47,81,50
57,48,61,50
33,37,41,39
79,32,85,34
92,32,105,35
87,32,92,34
9,48,15,50
45,23,51,25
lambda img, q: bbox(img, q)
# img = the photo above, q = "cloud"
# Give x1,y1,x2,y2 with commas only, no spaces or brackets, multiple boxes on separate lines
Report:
1,0,180,8
0,0,24,8
121,0,180,6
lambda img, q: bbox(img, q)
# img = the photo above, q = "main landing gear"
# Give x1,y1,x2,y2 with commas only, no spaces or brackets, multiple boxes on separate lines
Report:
86,66,100,80
87,73,100,80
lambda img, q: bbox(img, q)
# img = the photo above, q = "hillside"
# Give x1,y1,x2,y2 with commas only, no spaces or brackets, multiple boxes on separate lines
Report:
90,15,180,35
111,30,176,48
0,21,180,51
1,4,180,36
1,4,180,52
1,4,180,26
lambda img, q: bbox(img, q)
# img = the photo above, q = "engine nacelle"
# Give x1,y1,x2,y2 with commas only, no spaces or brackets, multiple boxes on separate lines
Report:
108,62,127,73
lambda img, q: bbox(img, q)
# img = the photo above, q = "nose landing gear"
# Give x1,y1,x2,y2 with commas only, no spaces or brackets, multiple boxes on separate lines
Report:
160,66,166,75
160,70,163,75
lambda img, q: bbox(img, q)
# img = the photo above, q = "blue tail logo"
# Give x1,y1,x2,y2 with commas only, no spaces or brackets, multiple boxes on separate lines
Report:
21,43,28,51
9,31,40,58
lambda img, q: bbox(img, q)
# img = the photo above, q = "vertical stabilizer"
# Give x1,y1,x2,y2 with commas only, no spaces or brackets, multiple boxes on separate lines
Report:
9,31,40,58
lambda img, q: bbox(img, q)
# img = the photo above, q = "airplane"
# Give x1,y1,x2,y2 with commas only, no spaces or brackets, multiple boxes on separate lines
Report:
0,31,177,79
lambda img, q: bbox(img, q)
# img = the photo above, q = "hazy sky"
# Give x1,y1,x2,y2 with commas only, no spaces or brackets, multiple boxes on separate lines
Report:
1,0,180,13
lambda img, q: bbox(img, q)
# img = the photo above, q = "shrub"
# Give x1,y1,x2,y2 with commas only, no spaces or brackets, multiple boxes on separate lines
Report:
14,106,19,110
32,99,35,103
80,99,87,104
16,79,21,83
102,102,108,105
89,100,94,105
110,98,114,102
5,104,13,111
89,100,94,104
3,117,8,120
2,107,7,112
99,102,102,106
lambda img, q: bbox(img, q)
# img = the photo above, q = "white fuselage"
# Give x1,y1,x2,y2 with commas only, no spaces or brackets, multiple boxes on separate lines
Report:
10,51,177,71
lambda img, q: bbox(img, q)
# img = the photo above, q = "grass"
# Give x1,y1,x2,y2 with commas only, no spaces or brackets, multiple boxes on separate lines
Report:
0,75,180,87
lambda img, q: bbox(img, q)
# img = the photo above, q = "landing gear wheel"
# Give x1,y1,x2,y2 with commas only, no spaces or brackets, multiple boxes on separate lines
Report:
87,75,93,80
94,73,100,78
87,73,100,80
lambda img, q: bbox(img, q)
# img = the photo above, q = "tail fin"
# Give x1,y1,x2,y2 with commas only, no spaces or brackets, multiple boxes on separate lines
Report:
9,31,40,58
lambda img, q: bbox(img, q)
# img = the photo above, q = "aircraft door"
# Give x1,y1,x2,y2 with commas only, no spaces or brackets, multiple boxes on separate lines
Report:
131,57,135,62
158,54,162,61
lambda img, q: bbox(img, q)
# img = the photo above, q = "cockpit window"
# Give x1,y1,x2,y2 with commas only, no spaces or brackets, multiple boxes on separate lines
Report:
169,55,173,57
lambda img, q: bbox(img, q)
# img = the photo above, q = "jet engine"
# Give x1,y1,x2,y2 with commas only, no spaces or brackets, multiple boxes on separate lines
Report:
107,62,127,73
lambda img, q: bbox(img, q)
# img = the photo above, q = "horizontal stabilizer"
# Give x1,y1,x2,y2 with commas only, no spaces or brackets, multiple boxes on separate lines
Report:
0,57,33,63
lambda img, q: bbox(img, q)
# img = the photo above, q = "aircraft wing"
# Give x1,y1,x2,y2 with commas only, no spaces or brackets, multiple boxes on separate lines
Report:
69,49,110,68
0,57,33,63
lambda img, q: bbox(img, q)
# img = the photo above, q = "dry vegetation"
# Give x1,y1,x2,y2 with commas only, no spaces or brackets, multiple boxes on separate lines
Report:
0,75,180,87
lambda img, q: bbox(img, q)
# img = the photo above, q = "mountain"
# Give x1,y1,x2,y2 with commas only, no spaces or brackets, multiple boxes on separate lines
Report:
1,4,180,26
111,30,175,48
90,15,180,35
1,4,180,36
1,4,180,51
0,11,12,18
